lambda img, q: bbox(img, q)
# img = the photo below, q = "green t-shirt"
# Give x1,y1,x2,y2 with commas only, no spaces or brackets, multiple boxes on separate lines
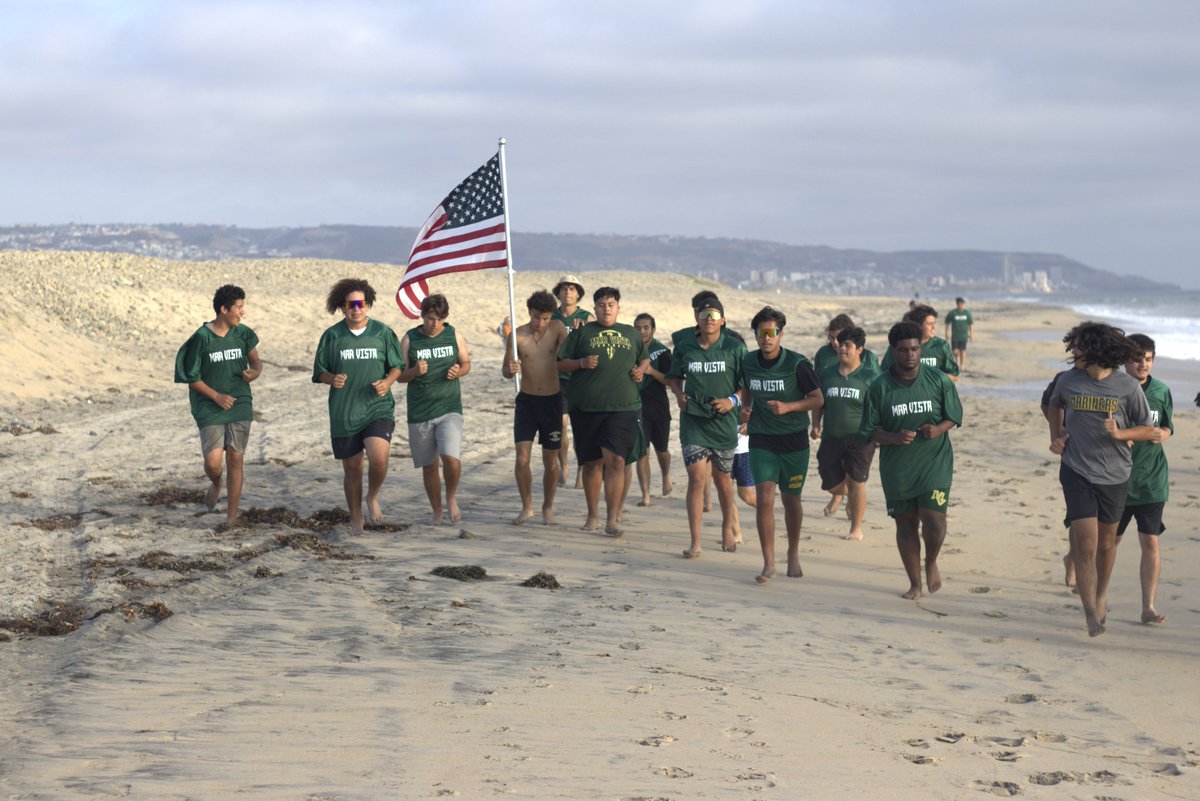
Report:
403,323,463,424
174,323,259,428
638,338,673,420
553,307,593,385
818,361,880,439
944,309,974,342
312,319,404,438
814,344,879,377
880,337,960,377
1127,376,1174,505
668,330,747,449
558,321,648,412
859,366,963,502
742,348,819,437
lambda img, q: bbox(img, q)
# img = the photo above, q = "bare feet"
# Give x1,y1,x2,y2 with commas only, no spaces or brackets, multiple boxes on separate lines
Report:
681,548,701,559
1088,620,1106,637
367,498,384,525
843,530,863,541
662,477,673,496
448,499,462,523
786,555,803,578
721,538,736,552
1062,553,1076,589
823,495,843,517
902,585,922,600
432,510,444,526
204,482,220,512
605,526,623,538
637,497,651,507
755,566,776,584
558,474,567,488
581,516,601,532
512,508,534,525
926,561,942,594
1141,609,1166,624
541,505,556,525
574,473,583,490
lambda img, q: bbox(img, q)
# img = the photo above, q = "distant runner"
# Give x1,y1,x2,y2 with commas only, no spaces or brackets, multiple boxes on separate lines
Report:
944,297,974,371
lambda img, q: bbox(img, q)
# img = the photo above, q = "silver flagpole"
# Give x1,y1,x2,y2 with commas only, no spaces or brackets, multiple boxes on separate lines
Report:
498,137,521,394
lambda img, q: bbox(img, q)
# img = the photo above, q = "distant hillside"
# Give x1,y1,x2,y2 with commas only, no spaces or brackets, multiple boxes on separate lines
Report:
0,223,1178,294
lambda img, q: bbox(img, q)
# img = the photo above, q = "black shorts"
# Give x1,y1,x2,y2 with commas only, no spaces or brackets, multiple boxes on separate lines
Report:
332,418,395,460
816,435,877,490
514,392,563,449
558,386,569,415
1060,463,1128,526
569,409,640,464
1117,502,1166,537
952,339,968,351
642,412,671,453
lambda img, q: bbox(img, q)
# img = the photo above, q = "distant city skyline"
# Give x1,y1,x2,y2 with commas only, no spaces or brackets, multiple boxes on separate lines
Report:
4,1,1199,288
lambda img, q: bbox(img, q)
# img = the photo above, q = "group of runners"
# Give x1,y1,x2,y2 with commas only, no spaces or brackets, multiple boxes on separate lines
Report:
176,280,1175,636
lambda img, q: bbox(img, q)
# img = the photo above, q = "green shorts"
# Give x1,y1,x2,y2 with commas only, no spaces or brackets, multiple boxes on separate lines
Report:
886,487,950,517
624,419,647,465
748,447,809,495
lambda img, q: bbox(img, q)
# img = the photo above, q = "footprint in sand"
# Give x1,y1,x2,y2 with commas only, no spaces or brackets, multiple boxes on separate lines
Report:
904,754,942,765
1005,693,1039,704
657,766,693,779
639,734,675,747
977,780,1021,796
1148,763,1183,776
659,711,687,721
987,736,1026,747
723,727,754,740
990,750,1024,762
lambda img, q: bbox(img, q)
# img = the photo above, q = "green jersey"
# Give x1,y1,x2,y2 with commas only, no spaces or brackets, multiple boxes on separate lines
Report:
312,319,404,438
174,323,259,428
638,338,672,421
818,361,880,439
742,348,820,439
403,323,463,424
880,336,960,377
553,307,593,385
860,366,963,501
944,309,974,342
1126,376,1174,505
814,344,879,377
668,330,747,449
558,321,648,412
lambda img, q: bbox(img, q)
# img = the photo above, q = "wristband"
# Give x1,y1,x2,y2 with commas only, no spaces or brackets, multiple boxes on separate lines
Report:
728,394,739,407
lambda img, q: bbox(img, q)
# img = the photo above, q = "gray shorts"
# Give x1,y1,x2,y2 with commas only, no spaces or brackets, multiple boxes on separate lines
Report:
409,412,463,467
682,442,734,473
199,420,251,455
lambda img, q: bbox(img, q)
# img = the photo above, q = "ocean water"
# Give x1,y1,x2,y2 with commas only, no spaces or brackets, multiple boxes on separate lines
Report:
1010,290,1200,362
961,291,1200,407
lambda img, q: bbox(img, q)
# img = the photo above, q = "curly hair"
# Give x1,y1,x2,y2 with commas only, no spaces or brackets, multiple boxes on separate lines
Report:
903,304,937,327
212,284,245,314
420,293,449,319
1063,321,1139,369
325,278,376,315
888,320,923,347
826,313,854,334
527,290,557,315
836,326,866,350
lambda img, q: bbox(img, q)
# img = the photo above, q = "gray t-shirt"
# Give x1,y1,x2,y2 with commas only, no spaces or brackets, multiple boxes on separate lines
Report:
1049,367,1151,484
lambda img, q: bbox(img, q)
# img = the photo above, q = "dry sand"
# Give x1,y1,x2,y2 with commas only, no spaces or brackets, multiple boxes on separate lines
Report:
1,251,1198,799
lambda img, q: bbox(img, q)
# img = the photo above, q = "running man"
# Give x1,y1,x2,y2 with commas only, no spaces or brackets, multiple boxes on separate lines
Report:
174,284,262,527
860,321,963,599
503,290,569,525
668,296,747,557
812,326,879,541
399,293,472,525
313,279,402,533
553,274,593,488
813,313,880,377
1116,333,1174,625
1047,322,1154,637
557,286,649,536
944,298,974,371
633,312,673,504
880,304,959,382
740,306,823,583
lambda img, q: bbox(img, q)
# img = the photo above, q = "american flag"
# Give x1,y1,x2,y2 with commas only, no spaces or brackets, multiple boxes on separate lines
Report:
396,155,508,318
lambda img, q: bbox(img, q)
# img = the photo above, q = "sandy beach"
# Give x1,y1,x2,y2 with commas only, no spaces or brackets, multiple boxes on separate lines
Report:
1,251,1198,799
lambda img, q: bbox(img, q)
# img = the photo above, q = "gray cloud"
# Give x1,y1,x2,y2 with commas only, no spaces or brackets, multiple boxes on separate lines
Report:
3,0,1198,286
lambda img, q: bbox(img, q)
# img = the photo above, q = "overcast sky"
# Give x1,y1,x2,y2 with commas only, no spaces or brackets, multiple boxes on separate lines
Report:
4,0,1198,288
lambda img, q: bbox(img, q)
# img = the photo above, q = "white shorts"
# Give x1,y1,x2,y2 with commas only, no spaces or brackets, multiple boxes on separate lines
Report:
409,412,463,467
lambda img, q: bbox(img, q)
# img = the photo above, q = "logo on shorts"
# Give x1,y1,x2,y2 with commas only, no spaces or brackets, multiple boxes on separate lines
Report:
787,474,805,490
549,431,562,443
930,489,946,507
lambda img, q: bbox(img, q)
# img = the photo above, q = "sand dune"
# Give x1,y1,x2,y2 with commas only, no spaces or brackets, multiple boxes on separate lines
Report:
1,251,1197,799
